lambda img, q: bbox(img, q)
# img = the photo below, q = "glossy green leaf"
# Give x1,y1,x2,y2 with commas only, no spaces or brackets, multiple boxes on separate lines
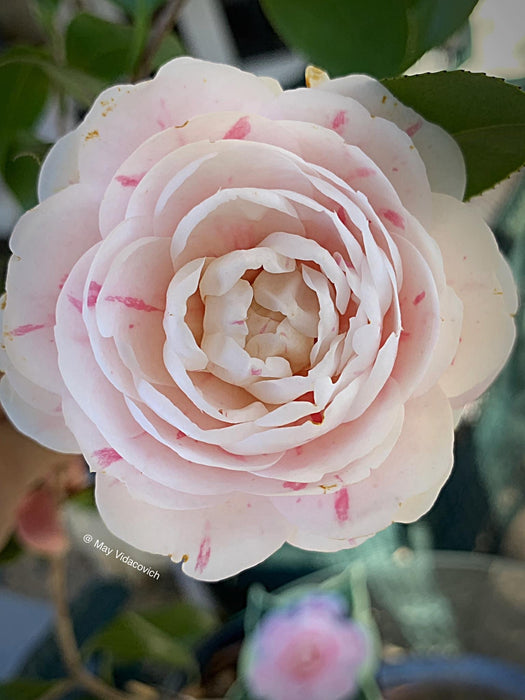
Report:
0,51,49,134
66,13,139,82
402,0,478,70
84,611,199,676
259,0,408,79
382,71,525,198
0,46,104,107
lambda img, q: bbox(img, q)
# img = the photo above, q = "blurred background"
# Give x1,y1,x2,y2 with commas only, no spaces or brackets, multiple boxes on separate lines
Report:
0,1,525,698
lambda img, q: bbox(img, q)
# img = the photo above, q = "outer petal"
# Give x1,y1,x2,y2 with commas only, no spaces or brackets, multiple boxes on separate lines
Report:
78,58,281,194
38,130,81,201
0,374,77,452
95,472,290,581
314,74,466,200
431,194,517,407
4,184,100,394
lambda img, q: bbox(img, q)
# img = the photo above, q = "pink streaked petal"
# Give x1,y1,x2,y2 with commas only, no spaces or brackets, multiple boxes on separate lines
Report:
55,248,143,442
95,472,290,581
261,88,432,228
314,74,465,201
4,184,100,394
272,385,453,540
96,237,172,339
78,57,281,195
260,380,403,482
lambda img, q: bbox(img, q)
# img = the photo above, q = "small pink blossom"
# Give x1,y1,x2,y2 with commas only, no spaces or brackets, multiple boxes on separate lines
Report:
244,593,370,700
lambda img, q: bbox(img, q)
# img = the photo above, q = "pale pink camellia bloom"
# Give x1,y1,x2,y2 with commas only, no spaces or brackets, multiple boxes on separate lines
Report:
0,58,517,579
244,593,370,700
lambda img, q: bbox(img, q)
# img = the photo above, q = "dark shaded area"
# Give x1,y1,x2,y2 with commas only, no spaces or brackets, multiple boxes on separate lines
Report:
19,580,129,680
222,0,285,58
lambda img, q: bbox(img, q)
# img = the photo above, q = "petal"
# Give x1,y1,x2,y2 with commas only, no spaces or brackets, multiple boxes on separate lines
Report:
38,129,80,201
78,57,281,194
315,74,466,201
262,87,433,227
0,374,78,452
431,194,517,406
272,385,453,540
95,472,290,581
4,184,100,393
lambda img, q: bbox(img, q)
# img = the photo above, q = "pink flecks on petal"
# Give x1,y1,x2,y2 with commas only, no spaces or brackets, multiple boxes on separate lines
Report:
405,119,423,138
283,481,309,491
400,329,412,341
195,532,211,574
87,281,102,308
355,167,376,178
295,446,303,456
156,97,171,130
93,447,122,468
231,319,246,326
10,323,47,337
176,430,186,439
115,172,146,188
104,296,161,312
331,110,347,133
58,274,68,290
67,295,83,313
392,167,399,172
382,209,406,229
413,291,426,306
334,488,349,523
224,116,252,140
251,367,263,376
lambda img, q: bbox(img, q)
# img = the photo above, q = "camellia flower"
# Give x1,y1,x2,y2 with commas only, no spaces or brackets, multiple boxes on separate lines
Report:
243,592,371,700
0,58,517,579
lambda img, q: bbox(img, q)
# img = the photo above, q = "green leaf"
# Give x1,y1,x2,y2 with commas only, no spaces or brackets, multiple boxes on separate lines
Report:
2,133,50,209
382,71,525,199
0,46,104,107
151,32,185,71
84,611,199,676
0,51,49,135
0,679,58,700
107,0,166,18
259,0,408,79
141,601,218,645
66,13,138,82
402,0,478,70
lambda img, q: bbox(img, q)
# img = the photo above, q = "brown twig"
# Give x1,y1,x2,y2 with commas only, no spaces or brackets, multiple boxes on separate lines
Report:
49,554,145,700
133,0,189,81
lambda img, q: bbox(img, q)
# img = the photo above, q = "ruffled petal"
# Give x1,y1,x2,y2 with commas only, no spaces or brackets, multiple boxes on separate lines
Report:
431,194,517,406
95,471,290,581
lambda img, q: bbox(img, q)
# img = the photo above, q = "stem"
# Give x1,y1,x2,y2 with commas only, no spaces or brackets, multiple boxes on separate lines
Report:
133,0,189,81
49,554,142,700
